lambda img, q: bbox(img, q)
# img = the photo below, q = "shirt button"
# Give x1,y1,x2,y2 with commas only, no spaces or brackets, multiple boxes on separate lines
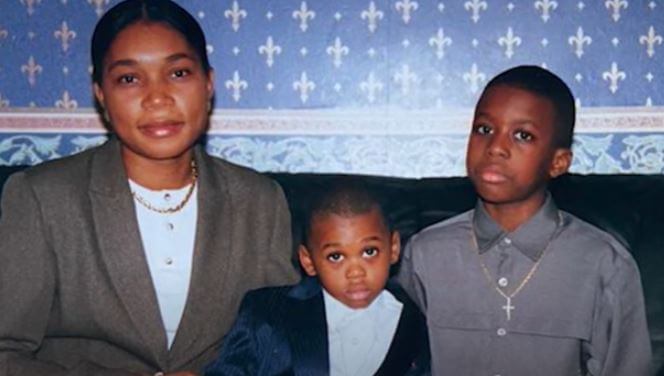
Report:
503,237,512,245
164,193,171,202
166,222,174,231
164,257,173,266
497,328,507,336
498,277,508,287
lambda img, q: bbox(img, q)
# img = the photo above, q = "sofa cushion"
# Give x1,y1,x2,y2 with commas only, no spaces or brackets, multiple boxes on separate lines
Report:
1,166,662,374
271,172,664,375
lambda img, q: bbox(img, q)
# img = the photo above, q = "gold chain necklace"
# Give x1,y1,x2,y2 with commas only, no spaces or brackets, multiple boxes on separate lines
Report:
131,159,198,214
470,212,562,321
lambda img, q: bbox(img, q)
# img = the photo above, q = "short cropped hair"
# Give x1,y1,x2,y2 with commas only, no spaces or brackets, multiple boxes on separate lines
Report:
481,65,576,149
91,0,211,85
302,177,391,249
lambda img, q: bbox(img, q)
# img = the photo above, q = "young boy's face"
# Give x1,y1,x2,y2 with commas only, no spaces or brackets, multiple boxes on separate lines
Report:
466,84,571,213
298,207,400,309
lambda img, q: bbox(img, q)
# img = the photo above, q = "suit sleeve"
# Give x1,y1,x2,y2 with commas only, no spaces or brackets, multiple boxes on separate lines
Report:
204,293,260,376
584,243,652,376
0,173,142,376
265,181,299,285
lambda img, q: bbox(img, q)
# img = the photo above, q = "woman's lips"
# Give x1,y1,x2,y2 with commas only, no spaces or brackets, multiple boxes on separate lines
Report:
138,121,184,138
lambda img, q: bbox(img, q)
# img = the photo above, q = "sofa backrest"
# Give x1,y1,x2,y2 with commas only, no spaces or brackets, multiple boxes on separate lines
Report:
2,166,663,373
270,172,664,374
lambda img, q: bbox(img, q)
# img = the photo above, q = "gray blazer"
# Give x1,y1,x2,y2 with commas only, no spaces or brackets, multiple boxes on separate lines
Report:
0,138,299,375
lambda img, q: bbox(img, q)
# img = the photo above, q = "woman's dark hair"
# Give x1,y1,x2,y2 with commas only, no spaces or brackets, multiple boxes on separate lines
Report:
481,65,576,149
91,0,211,85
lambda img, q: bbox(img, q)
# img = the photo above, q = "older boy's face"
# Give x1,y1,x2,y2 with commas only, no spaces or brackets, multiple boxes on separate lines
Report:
466,85,571,214
298,208,400,309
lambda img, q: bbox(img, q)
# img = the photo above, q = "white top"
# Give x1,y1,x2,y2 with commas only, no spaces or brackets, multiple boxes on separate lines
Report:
323,289,403,376
129,180,198,349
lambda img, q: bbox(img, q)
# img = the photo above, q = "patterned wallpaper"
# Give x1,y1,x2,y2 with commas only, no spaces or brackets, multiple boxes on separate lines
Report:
1,0,664,176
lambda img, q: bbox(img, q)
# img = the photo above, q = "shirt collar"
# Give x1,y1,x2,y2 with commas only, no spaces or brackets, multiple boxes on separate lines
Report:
472,193,561,261
323,289,401,332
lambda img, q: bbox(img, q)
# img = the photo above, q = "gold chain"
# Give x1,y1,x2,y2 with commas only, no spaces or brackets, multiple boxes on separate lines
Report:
470,212,562,320
131,159,198,214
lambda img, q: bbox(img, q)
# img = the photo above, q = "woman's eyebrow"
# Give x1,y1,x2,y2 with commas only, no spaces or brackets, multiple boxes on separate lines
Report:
106,52,196,73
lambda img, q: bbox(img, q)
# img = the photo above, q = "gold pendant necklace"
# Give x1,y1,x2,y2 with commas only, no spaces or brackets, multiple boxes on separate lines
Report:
131,159,198,214
470,212,562,321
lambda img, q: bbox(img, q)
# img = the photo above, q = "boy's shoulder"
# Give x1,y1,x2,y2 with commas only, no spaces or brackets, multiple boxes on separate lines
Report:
243,284,294,301
559,210,636,265
408,209,474,246
236,285,298,316
238,279,322,315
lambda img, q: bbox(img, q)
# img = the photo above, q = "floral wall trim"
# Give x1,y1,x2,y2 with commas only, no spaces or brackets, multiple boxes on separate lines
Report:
1,108,662,176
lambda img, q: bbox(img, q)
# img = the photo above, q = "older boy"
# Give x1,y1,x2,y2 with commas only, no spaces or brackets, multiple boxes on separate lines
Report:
206,178,429,375
397,65,651,375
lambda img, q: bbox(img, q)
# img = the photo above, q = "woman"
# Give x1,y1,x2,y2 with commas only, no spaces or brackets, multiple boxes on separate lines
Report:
0,1,298,375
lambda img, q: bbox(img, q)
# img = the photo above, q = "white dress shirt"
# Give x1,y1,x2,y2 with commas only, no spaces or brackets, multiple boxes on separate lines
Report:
323,289,403,376
129,180,197,349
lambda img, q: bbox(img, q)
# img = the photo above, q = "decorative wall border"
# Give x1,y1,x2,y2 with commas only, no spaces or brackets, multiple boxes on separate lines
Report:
2,107,664,135
2,108,664,175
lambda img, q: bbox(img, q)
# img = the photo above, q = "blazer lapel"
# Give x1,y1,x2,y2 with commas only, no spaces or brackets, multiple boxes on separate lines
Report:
89,139,168,366
285,278,330,376
374,284,428,376
168,147,235,365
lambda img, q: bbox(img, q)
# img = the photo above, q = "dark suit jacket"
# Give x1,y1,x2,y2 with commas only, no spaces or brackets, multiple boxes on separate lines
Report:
0,138,299,375
205,277,430,376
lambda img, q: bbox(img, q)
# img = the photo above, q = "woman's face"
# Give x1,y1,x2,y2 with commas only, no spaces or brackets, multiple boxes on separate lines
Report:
94,21,213,165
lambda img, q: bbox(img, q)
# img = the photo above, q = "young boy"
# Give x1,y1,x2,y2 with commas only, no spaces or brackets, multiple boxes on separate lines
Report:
206,178,430,375
397,65,652,375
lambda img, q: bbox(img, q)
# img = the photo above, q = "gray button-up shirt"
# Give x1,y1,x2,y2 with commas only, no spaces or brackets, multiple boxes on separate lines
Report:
397,196,652,376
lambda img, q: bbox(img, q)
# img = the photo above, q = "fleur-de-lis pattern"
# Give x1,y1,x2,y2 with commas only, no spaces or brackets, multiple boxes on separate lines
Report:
292,2,315,32
463,63,486,94
534,0,558,23
224,1,247,32
1,0,661,109
0,94,9,108
258,36,282,68
497,27,521,59
20,56,42,87
0,0,663,175
225,71,248,103
429,28,452,59
395,0,419,24
361,2,384,33
88,0,110,18
605,0,628,22
326,37,349,68
639,26,662,58
602,62,626,94
465,0,488,23
569,27,592,59
359,71,384,103
293,72,315,103
55,90,77,110
54,22,76,52
20,0,41,16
